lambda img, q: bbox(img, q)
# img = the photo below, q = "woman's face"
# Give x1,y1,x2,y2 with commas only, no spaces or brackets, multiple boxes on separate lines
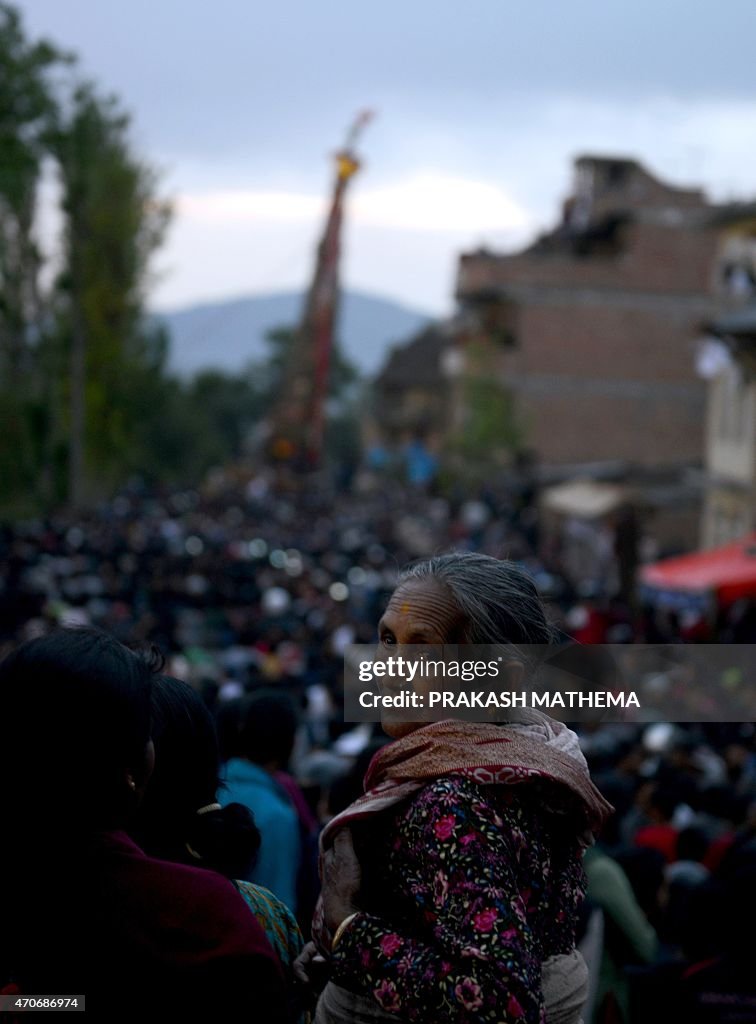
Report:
376,578,467,739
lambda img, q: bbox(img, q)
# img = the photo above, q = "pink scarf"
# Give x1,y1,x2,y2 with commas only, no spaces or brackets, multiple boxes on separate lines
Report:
314,712,612,947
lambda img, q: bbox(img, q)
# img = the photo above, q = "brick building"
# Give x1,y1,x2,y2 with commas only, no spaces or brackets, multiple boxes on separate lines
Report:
368,325,451,447
699,207,756,547
454,156,723,472
701,306,756,548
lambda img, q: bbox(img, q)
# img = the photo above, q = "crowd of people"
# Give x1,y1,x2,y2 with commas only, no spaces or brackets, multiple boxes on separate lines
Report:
1,470,755,1022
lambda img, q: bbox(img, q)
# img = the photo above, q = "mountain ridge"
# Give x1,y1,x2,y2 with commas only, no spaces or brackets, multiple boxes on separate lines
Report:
155,289,433,377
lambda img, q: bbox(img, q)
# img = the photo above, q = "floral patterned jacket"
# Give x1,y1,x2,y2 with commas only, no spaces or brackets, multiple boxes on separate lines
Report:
330,773,586,1023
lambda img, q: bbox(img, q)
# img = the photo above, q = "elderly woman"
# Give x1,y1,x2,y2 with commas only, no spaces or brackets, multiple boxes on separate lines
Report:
311,553,611,1024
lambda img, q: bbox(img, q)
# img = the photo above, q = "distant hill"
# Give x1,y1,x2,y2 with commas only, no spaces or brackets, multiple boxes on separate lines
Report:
156,290,433,378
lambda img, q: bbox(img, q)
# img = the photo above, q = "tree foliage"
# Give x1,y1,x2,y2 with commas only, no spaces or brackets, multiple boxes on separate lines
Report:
262,325,357,406
48,83,171,502
0,3,69,508
0,3,178,511
445,342,523,479
0,4,362,514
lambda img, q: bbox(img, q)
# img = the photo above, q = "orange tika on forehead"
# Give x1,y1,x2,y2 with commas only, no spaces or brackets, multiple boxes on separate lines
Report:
380,579,467,645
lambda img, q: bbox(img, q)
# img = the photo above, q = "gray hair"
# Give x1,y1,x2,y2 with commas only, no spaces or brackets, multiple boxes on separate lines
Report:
398,552,556,646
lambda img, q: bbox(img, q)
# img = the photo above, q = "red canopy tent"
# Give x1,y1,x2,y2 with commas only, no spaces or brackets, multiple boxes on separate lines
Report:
640,533,756,610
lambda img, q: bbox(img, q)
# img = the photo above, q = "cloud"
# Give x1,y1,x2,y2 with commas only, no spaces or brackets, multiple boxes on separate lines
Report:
158,97,756,315
177,191,325,224
353,174,532,232
176,172,534,235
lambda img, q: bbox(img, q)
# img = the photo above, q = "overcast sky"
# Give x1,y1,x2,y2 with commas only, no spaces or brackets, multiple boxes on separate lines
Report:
20,0,756,314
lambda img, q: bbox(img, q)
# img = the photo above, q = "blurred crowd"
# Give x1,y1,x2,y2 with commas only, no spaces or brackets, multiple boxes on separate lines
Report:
1,468,753,725
578,719,756,1022
1,470,755,1021
4,469,752,665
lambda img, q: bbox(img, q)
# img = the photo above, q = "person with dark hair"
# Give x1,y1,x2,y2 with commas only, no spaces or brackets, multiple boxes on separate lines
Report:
220,690,303,913
632,857,756,1024
134,675,262,880
614,847,667,934
668,827,710,886
583,839,658,1024
0,629,286,1021
133,675,305,1022
634,782,680,863
674,859,756,1024
303,553,611,1024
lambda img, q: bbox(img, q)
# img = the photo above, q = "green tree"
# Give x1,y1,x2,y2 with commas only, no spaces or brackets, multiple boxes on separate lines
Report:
445,342,523,479
455,374,522,456
0,2,363,511
0,6,173,512
187,368,266,463
262,325,357,407
48,83,171,504
0,3,69,509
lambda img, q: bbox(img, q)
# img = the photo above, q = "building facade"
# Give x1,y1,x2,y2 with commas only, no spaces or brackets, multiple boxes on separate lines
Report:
698,208,756,547
701,306,756,548
454,156,724,471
